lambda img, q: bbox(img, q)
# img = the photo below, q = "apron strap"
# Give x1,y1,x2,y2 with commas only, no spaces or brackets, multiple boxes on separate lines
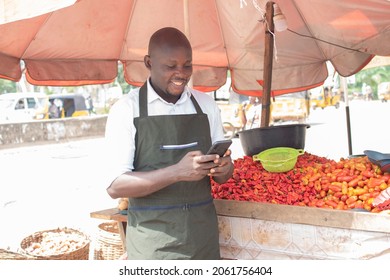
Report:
190,94,204,114
139,82,148,118
128,197,213,211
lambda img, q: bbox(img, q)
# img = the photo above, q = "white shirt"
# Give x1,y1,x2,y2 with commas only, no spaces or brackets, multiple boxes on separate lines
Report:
103,80,225,188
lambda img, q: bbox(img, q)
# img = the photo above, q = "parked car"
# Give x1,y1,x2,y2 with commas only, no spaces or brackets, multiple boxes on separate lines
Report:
378,82,390,102
0,92,48,122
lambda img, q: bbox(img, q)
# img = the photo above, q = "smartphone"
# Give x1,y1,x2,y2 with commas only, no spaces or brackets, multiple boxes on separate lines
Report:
206,139,232,157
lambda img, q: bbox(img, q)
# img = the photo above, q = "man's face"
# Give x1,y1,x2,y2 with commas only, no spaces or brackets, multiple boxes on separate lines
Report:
147,45,193,102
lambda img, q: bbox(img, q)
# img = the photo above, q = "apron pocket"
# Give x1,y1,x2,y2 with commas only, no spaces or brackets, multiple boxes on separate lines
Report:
160,141,198,150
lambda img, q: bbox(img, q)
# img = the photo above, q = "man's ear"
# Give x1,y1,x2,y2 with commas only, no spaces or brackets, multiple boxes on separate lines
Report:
144,55,151,69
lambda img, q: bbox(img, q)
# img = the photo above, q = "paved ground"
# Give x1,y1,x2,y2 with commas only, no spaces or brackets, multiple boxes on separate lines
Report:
0,138,112,257
0,99,388,257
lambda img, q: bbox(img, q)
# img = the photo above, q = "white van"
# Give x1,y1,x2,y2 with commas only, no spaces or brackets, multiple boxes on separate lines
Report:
0,92,48,122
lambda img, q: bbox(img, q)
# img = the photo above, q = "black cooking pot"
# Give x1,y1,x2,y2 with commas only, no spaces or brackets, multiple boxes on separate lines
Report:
238,124,310,156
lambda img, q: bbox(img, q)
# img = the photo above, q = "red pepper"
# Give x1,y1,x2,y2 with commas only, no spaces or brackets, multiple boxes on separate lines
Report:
361,170,374,178
337,175,354,182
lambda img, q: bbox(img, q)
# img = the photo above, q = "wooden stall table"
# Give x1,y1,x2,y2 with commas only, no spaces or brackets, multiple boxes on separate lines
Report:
91,201,390,260
90,208,127,251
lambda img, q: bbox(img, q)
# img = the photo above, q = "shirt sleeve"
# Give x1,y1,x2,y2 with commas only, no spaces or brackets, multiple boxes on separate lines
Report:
102,96,136,188
191,90,225,144
209,99,225,143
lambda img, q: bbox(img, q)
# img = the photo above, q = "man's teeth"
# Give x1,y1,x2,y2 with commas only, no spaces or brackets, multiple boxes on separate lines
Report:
173,81,184,86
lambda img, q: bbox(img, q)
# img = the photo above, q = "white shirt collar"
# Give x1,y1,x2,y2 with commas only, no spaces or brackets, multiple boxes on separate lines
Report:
146,78,191,105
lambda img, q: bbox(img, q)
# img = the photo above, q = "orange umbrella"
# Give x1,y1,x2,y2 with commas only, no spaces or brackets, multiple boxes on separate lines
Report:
1,0,390,127
0,0,389,95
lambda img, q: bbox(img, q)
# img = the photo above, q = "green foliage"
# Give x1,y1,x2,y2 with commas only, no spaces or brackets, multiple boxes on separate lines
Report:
0,80,17,94
353,66,390,98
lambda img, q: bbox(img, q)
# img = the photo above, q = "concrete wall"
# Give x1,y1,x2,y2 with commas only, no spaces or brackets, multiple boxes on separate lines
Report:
0,115,107,148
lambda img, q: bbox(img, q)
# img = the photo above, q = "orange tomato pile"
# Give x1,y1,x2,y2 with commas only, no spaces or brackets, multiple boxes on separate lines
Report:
211,152,390,213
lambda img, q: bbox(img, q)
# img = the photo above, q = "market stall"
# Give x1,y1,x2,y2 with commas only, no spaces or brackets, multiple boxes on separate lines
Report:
1,0,390,260
216,200,390,260
91,200,390,260
91,148,390,260
210,142,390,259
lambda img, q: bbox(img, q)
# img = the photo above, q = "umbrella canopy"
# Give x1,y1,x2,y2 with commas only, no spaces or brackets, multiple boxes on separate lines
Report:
0,0,389,96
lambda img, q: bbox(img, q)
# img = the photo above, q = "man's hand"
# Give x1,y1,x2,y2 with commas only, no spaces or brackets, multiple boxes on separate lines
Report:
208,149,234,184
174,151,220,182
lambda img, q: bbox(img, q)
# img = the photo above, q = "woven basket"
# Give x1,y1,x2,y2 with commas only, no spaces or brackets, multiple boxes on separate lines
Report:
94,222,124,260
0,248,37,260
20,227,90,260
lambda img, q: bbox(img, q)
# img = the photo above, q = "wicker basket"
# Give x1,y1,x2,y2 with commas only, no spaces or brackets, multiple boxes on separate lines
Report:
94,222,124,260
0,248,37,260
20,227,90,260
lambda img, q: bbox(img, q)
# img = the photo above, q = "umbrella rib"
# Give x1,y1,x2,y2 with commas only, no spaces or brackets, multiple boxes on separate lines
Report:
20,13,53,60
213,0,231,73
288,0,322,58
119,0,137,60
287,28,366,54
290,0,366,59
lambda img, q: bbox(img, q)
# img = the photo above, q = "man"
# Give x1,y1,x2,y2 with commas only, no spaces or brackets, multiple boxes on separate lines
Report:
48,100,60,119
243,96,261,129
104,27,234,259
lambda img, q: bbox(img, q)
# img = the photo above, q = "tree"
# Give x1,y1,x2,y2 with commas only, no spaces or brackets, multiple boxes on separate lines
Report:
0,80,17,94
354,66,390,99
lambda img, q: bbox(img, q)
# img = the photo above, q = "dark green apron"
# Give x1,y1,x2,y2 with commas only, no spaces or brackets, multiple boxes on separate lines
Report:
126,83,220,259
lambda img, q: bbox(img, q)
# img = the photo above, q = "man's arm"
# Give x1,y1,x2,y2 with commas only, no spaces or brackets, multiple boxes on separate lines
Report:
107,151,221,199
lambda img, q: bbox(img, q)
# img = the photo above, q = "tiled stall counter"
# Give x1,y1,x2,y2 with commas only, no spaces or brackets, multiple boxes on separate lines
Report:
214,200,390,260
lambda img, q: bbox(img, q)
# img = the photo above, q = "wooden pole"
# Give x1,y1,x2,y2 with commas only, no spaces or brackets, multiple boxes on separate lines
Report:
342,76,353,155
260,1,274,127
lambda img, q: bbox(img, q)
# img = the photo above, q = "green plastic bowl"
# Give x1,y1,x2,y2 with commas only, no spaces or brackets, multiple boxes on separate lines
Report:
253,147,304,173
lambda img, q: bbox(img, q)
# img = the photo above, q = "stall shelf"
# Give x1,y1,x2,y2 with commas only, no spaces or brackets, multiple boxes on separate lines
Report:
215,199,390,260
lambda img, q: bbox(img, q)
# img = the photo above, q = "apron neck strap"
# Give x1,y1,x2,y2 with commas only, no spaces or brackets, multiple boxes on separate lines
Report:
190,94,204,114
139,81,204,117
139,82,148,118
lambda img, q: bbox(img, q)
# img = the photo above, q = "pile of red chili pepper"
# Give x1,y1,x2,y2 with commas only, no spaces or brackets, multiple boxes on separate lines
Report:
211,152,390,213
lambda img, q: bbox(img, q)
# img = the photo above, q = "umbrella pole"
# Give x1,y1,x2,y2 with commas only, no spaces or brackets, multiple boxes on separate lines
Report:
260,1,274,128
342,77,353,155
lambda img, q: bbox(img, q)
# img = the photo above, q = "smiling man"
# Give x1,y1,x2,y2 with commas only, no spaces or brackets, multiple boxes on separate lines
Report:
104,27,234,259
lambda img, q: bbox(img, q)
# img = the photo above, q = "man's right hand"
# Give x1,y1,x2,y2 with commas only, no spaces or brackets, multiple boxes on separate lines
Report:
175,151,219,182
